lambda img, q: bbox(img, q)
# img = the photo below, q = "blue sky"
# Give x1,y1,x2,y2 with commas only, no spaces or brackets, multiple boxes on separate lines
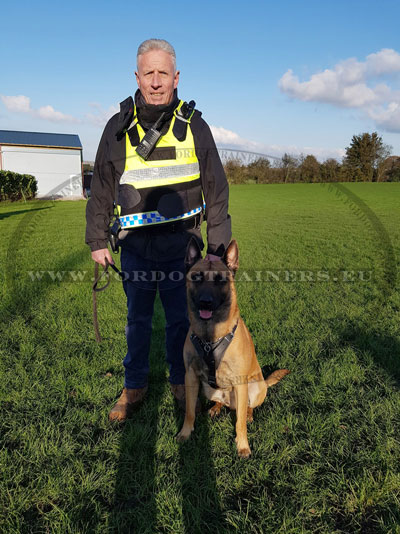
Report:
1,0,400,161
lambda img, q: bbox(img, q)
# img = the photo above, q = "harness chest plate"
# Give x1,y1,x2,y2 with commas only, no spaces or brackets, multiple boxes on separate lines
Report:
190,322,238,389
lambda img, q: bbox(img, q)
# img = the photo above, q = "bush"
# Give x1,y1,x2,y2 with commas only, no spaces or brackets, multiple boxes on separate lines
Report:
0,170,38,201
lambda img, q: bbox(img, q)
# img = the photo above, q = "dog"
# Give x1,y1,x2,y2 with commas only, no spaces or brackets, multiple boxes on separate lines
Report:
176,238,290,458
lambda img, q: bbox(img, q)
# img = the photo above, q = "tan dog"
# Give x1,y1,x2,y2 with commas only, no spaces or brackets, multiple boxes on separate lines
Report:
176,238,290,458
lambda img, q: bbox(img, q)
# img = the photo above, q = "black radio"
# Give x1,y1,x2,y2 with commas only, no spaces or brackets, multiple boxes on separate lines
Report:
135,112,165,160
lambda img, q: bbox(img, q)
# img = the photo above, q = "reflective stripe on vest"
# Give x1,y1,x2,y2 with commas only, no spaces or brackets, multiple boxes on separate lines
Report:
117,100,204,229
119,162,200,188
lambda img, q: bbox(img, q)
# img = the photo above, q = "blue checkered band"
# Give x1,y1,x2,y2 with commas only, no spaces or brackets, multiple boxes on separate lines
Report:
119,204,204,229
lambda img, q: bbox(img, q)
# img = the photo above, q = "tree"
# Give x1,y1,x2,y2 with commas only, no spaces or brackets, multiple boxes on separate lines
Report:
247,157,271,183
280,153,298,183
380,156,400,182
299,155,320,183
320,158,341,182
224,158,245,184
343,132,392,182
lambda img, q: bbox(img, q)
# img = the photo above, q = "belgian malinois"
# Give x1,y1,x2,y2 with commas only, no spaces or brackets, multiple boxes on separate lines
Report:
176,238,290,458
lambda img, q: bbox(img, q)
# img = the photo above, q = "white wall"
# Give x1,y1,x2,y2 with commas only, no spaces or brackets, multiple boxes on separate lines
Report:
1,145,83,197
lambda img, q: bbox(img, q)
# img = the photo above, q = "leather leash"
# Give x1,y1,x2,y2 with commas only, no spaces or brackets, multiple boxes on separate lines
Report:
92,259,124,343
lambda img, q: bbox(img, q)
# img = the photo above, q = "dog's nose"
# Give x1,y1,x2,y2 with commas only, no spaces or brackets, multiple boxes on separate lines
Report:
199,294,213,309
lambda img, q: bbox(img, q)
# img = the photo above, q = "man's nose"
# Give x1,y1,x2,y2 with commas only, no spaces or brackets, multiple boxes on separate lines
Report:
151,73,161,87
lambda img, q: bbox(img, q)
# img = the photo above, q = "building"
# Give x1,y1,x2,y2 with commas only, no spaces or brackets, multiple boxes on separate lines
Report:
0,130,83,198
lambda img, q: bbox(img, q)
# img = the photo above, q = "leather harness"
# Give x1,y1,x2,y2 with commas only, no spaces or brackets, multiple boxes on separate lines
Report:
190,321,238,389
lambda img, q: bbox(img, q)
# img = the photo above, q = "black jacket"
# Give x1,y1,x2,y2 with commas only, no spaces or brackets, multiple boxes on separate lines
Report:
85,95,231,260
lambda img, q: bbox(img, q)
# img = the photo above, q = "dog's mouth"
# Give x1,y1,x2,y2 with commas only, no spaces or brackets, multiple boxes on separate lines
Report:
199,309,213,320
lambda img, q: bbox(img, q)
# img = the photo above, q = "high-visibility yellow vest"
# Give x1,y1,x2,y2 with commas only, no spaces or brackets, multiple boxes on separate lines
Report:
117,100,204,229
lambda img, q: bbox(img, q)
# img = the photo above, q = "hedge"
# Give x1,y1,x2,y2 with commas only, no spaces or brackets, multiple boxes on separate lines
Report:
0,170,38,201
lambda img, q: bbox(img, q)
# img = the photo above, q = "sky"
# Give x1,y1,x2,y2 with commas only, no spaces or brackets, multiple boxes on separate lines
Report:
1,0,400,162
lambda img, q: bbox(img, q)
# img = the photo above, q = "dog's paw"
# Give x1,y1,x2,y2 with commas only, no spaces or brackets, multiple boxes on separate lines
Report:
208,402,222,418
176,428,192,443
237,446,251,459
235,436,251,458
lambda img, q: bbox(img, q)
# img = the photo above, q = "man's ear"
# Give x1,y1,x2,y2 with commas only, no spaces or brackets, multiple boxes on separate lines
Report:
223,240,239,274
135,70,140,88
185,237,202,272
174,70,180,89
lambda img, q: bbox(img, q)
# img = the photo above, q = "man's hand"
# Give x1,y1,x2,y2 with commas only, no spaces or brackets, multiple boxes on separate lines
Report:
204,253,221,263
91,248,114,267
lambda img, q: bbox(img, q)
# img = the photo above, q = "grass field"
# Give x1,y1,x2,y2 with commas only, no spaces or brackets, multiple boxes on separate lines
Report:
1,182,400,534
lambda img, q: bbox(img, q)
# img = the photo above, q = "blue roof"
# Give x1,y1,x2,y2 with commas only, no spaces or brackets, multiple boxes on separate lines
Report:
0,130,82,149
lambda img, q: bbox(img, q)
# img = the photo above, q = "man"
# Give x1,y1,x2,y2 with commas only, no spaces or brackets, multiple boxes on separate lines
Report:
86,39,231,421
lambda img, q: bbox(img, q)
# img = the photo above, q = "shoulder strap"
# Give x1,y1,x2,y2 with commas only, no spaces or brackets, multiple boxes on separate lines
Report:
190,334,218,389
173,100,196,142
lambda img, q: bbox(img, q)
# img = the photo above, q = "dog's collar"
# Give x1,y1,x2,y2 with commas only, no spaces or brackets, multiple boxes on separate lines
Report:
190,321,238,389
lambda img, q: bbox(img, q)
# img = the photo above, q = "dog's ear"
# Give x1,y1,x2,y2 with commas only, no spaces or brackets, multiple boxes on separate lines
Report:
223,240,239,274
185,237,202,272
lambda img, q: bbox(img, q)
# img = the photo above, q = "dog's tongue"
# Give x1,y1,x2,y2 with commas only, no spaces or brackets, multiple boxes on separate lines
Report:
199,309,213,320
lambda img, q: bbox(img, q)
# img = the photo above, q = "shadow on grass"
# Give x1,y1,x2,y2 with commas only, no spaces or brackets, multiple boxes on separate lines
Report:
107,297,225,533
176,405,225,534
109,377,168,534
0,205,52,220
339,322,400,384
109,392,225,534
1,246,90,320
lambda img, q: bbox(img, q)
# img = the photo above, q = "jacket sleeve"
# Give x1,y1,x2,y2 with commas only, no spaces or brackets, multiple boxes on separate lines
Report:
85,117,118,252
191,112,232,256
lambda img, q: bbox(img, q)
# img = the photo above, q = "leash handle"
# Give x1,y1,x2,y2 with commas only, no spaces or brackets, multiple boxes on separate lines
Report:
92,258,123,292
92,259,111,292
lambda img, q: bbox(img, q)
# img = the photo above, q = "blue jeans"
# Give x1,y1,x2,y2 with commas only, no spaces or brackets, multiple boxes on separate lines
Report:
120,247,189,389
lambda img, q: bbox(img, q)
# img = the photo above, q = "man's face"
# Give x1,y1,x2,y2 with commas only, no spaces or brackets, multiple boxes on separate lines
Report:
135,49,179,106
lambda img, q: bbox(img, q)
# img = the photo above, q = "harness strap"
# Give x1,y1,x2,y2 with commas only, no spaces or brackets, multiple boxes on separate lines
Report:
190,322,238,389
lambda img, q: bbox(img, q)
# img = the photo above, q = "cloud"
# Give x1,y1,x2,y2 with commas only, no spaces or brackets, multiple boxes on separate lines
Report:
0,94,80,123
368,102,400,133
210,125,345,162
85,102,119,126
0,95,120,128
36,105,79,122
366,48,400,76
210,126,261,150
1,95,31,113
279,48,400,132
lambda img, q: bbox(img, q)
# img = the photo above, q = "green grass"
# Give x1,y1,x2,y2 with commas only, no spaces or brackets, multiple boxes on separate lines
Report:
1,183,400,533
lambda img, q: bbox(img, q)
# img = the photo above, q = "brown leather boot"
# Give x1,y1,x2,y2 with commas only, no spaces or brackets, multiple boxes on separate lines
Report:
170,384,201,413
109,386,148,422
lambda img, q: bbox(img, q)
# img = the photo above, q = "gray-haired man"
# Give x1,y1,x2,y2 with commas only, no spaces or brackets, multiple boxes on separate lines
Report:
86,39,231,420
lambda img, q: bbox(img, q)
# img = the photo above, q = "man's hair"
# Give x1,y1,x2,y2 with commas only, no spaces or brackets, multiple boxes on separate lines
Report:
137,39,177,71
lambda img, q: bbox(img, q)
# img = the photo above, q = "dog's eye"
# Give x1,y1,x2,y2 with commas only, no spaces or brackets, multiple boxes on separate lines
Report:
190,271,203,283
214,273,228,284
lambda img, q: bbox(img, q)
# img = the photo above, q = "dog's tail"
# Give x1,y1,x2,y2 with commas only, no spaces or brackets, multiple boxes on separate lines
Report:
264,369,290,388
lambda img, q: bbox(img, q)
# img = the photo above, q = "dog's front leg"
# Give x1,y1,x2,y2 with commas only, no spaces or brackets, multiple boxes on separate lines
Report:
234,383,251,458
176,367,199,442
